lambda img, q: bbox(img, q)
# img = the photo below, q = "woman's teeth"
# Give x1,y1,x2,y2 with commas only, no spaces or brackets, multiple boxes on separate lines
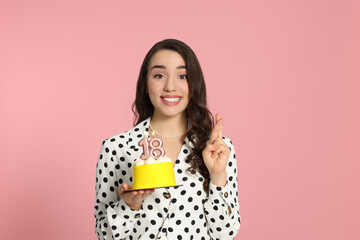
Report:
163,97,181,102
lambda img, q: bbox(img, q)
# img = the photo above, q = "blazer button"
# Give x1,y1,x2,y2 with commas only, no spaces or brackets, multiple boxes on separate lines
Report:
224,192,229,198
163,192,171,199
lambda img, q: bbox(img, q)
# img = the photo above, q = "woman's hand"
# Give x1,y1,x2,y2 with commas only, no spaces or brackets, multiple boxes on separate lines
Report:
118,183,154,211
202,113,230,187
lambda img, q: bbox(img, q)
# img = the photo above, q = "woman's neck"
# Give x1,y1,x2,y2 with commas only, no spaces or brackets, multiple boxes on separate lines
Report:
150,112,188,137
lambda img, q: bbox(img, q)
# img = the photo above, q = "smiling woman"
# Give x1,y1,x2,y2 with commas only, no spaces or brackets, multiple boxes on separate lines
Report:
94,39,241,239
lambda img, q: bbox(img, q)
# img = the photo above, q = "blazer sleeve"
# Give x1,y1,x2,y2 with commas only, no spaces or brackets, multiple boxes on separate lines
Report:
94,139,145,240
203,137,241,240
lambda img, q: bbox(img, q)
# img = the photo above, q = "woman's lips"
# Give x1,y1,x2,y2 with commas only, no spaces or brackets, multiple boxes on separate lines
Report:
161,96,182,105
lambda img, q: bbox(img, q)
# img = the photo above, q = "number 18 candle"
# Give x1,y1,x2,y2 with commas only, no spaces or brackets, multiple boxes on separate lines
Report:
138,137,165,160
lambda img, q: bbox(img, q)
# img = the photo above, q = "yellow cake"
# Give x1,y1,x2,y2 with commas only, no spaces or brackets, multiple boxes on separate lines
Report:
132,156,176,189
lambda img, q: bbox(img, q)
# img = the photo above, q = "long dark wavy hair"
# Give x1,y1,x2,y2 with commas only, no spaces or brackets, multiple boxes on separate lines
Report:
132,39,214,192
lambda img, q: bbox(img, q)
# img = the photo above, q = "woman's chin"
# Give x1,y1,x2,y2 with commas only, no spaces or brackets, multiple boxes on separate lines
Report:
154,109,187,119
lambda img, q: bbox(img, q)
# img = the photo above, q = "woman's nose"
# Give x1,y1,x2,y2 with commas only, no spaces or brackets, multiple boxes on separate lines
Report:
163,75,176,92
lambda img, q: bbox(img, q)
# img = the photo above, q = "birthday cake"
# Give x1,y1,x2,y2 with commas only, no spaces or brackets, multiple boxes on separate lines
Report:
132,155,176,189
131,137,176,190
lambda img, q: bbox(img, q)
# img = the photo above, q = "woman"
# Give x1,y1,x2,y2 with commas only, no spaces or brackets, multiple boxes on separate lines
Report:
94,39,241,239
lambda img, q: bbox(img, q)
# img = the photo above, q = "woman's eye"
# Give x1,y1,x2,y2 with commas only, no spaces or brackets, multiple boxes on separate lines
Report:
179,74,188,80
154,74,165,79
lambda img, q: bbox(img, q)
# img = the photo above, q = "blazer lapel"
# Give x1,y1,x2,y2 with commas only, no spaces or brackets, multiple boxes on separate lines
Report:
173,137,194,183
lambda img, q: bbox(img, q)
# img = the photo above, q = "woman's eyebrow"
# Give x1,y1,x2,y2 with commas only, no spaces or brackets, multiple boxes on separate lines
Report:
150,65,187,70
150,65,166,70
177,65,187,69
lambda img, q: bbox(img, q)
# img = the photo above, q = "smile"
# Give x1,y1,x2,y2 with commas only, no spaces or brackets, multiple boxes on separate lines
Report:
162,97,181,102
161,96,182,105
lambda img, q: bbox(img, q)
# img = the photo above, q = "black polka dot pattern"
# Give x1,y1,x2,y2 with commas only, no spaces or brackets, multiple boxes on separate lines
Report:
94,117,241,239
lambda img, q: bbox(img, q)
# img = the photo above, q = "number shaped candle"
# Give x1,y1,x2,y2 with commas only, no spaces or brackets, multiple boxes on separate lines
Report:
149,138,165,158
138,137,165,160
138,138,150,160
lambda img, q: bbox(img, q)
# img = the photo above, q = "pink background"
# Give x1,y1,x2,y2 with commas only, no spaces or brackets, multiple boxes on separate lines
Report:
1,0,359,239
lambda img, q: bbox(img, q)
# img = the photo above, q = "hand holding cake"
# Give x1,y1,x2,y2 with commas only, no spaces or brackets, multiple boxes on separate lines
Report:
118,183,154,211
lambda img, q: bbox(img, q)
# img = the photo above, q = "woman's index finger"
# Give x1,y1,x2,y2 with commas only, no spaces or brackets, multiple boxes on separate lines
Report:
210,118,223,144
216,113,224,140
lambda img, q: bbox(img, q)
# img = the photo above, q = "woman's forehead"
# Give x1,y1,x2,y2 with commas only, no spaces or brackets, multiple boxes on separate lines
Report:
149,50,185,69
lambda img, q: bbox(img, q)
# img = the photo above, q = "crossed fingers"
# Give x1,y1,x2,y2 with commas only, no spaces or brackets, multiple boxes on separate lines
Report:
210,113,224,144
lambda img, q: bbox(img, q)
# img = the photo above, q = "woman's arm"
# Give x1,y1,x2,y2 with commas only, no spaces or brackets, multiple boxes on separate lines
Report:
202,114,241,239
204,137,241,239
94,138,147,240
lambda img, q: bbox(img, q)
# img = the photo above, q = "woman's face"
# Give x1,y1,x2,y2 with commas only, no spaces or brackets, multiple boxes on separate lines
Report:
147,49,190,119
